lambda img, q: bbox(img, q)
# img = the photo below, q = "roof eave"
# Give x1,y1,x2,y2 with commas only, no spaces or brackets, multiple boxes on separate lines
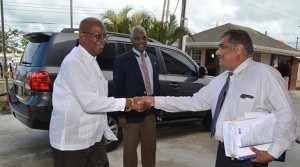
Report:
181,42,300,57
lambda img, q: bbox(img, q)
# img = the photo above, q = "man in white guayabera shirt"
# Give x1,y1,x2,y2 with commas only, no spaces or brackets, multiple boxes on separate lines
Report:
142,29,296,167
49,17,146,167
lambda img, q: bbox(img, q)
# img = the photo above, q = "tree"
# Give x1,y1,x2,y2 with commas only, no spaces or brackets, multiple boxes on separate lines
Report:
100,7,192,45
147,14,192,45
0,28,27,53
101,6,152,34
101,6,132,34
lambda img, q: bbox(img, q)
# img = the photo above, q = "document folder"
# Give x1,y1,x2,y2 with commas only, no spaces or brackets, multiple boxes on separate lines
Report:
223,112,286,161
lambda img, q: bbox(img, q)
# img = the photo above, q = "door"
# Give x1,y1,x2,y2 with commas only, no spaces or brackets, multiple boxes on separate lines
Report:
159,48,206,119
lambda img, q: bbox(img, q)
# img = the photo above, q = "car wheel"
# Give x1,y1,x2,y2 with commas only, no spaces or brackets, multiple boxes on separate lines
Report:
105,115,123,152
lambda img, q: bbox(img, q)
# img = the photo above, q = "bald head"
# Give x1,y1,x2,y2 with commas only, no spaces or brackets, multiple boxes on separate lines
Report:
79,17,106,56
79,17,105,33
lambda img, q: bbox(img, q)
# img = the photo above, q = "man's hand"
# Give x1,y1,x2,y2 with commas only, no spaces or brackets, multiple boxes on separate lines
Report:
250,147,275,164
118,115,128,128
130,97,148,112
141,96,155,108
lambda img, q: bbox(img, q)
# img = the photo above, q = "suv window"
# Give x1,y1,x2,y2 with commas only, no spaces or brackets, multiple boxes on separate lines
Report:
98,42,159,72
117,43,127,55
21,42,47,66
97,42,117,70
146,46,156,57
161,48,197,76
125,44,133,51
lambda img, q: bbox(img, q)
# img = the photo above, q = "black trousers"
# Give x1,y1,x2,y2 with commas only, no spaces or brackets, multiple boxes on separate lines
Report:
215,142,268,167
51,139,109,167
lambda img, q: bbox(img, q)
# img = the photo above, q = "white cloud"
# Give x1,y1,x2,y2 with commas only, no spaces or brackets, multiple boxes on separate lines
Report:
2,0,300,48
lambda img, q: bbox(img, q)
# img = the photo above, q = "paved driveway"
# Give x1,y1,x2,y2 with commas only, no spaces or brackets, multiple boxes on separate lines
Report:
0,90,299,167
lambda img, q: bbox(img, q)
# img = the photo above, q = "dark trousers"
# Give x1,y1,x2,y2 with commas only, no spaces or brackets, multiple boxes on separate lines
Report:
215,142,268,167
51,139,109,167
122,111,156,167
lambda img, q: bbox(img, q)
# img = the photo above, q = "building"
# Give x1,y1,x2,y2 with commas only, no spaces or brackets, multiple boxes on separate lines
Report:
184,23,300,90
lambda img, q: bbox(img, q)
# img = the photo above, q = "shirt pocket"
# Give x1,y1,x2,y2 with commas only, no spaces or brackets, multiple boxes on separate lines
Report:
237,97,255,117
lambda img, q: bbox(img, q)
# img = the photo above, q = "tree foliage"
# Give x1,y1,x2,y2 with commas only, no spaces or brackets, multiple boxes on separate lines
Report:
100,7,192,45
0,28,27,53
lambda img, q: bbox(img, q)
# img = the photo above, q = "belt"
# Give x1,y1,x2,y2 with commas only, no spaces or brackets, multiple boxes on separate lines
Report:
219,141,224,147
145,108,154,116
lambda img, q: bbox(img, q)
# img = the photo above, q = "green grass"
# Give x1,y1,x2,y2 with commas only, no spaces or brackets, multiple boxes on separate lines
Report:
0,100,6,107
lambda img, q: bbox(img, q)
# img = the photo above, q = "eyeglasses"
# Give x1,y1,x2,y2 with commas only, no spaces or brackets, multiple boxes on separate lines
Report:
82,32,107,40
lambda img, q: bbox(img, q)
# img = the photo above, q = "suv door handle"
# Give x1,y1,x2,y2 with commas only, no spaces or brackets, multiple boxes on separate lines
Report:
169,83,179,89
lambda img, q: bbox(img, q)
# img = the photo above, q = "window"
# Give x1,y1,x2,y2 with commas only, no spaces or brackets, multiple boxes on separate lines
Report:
186,49,201,65
117,43,127,55
125,44,133,51
146,46,156,58
252,53,261,62
97,42,116,70
21,42,47,66
161,48,196,76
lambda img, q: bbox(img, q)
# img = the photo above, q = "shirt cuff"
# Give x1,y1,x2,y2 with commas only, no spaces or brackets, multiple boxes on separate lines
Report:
268,143,286,159
154,96,165,109
115,98,126,112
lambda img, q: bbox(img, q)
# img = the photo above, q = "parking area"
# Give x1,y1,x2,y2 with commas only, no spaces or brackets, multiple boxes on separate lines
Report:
0,90,300,167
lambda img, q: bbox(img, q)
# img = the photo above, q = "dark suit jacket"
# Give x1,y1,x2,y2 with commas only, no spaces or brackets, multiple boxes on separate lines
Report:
113,50,160,123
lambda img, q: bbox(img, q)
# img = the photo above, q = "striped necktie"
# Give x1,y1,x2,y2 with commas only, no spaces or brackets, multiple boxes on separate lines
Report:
210,72,233,137
140,53,152,95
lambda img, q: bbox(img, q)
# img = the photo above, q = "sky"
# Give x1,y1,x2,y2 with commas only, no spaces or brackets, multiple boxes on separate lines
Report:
2,0,300,49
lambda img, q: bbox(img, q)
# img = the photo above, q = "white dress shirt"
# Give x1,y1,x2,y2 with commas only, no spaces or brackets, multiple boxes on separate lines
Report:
50,45,126,151
155,58,296,158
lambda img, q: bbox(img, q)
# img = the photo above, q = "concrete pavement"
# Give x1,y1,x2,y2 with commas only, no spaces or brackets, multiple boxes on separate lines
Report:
109,90,300,167
0,90,299,167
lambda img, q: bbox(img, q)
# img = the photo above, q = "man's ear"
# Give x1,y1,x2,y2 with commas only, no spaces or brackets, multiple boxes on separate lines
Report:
79,33,85,40
79,33,86,44
235,44,244,55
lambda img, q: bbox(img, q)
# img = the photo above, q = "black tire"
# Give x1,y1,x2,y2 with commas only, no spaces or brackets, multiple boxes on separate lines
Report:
105,115,123,152
201,110,212,132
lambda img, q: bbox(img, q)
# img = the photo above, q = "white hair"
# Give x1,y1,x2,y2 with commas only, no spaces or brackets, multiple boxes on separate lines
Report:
130,25,147,37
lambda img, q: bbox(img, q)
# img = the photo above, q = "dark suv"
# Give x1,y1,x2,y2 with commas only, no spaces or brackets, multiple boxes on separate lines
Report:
9,28,213,151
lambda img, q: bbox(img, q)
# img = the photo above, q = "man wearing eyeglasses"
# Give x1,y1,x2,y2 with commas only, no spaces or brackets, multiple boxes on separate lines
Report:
141,29,296,167
113,25,160,167
49,17,146,167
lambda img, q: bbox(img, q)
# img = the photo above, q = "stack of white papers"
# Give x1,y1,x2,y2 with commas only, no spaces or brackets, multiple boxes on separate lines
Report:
223,112,276,161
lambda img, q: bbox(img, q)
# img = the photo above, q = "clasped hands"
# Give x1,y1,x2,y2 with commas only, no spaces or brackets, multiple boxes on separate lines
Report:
125,96,155,112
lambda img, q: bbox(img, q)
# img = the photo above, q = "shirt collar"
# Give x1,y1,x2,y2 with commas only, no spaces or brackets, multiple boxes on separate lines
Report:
78,45,97,63
132,48,147,57
231,58,253,76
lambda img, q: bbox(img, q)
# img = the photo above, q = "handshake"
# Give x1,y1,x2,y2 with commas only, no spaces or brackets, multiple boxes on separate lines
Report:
125,96,155,112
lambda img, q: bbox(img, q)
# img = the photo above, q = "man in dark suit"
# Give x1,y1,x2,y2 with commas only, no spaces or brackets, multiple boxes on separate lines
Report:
113,25,160,167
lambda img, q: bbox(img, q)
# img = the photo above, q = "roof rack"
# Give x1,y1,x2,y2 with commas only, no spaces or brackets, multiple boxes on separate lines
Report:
61,28,160,43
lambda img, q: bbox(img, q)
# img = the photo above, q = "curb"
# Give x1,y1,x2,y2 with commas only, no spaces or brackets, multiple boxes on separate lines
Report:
0,109,10,115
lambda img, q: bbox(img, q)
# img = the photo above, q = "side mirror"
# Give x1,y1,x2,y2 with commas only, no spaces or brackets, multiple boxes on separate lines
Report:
198,66,208,78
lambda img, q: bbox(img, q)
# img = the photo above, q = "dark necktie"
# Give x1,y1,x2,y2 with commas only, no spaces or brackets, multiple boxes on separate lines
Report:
210,72,233,137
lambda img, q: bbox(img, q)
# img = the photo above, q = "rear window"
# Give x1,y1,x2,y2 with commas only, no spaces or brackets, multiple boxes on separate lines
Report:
20,42,48,66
